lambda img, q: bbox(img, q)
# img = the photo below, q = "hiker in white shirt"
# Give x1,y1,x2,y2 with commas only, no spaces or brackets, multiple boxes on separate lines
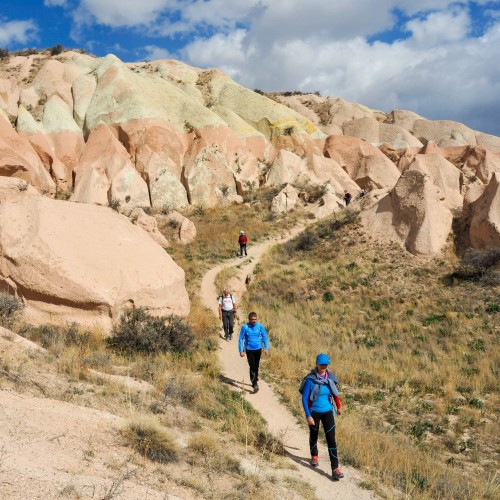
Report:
218,288,238,340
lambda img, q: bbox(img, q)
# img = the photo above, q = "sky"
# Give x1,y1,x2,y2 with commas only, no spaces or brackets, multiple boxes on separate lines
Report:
1,0,500,136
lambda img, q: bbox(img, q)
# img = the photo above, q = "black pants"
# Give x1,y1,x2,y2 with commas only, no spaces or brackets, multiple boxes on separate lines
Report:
309,410,339,470
222,310,234,338
239,244,247,256
245,348,261,386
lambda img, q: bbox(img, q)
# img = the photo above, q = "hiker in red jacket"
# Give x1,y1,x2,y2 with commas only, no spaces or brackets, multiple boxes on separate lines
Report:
238,231,248,257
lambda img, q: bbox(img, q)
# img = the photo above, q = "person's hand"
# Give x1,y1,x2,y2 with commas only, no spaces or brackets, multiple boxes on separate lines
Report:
264,349,269,356
337,409,342,416
307,416,315,426
239,352,245,357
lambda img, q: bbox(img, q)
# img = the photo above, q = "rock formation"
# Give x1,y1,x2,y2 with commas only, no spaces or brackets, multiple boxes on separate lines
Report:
0,49,499,262
0,177,189,330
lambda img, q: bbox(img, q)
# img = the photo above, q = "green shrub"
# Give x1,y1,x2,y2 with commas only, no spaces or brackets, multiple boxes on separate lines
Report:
107,308,195,354
0,293,24,326
0,48,9,59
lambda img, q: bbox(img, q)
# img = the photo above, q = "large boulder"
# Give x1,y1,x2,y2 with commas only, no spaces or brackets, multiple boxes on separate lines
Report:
412,119,477,148
463,173,500,249
324,135,400,190
361,170,453,256
0,177,189,330
271,184,300,213
406,154,463,210
343,116,423,149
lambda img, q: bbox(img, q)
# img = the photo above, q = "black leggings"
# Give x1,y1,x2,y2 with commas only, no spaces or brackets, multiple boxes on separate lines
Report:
240,244,247,256
222,310,234,337
309,410,339,470
245,349,261,386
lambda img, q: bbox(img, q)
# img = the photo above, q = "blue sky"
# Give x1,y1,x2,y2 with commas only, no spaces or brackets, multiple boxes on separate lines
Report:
1,0,500,136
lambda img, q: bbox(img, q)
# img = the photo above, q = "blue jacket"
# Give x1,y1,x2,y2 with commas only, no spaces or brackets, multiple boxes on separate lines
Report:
238,321,269,352
301,369,339,418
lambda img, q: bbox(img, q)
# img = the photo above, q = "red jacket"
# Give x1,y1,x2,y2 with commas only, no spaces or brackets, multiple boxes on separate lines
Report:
238,234,248,245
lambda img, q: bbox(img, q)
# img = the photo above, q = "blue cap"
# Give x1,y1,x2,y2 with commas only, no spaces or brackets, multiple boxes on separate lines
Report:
316,353,330,365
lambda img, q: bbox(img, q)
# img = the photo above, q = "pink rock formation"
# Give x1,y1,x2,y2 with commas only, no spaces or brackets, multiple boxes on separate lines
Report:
324,136,400,190
361,170,453,256
0,177,189,330
129,207,170,248
0,113,55,195
406,153,463,210
343,116,423,149
412,120,477,148
160,211,197,245
72,123,149,207
464,173,500,249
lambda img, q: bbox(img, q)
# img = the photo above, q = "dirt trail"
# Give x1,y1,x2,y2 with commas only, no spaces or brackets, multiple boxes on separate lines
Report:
200,229,376,500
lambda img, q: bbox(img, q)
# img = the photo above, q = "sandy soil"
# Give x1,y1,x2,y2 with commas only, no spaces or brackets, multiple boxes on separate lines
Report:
200,229,377,500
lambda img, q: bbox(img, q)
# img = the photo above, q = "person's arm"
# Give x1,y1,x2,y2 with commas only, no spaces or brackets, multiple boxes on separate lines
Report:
260,324,269,353
302,379,315,424
238,324,246,356
218,301,222,320
333,395,342,415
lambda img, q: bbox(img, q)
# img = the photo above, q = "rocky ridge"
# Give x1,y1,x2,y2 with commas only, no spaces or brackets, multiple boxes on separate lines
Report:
1,49,499,324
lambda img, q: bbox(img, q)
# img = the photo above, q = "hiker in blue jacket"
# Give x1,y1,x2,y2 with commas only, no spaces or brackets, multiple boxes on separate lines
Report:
238,311,269,393
301,353,344,481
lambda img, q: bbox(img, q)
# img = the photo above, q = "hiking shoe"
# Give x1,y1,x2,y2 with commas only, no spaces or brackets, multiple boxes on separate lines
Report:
331,469,344,481
228,335,232,340
253,383,259,393
310,456,319,467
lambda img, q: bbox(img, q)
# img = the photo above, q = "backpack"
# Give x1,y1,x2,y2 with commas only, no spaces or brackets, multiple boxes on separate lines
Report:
219,294,235,304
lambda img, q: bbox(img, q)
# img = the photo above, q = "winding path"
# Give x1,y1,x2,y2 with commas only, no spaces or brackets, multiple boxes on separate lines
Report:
200,228,376,499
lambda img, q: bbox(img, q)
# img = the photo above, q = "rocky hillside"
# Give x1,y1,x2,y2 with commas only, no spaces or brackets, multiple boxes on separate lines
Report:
1,49,499,325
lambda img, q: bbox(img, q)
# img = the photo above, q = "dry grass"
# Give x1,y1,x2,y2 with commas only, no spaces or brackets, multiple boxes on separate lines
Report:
121,415,180,463
242,210,499,498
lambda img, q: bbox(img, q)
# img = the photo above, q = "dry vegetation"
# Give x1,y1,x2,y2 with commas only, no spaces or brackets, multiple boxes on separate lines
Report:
238,209,499,499
0,200,309,499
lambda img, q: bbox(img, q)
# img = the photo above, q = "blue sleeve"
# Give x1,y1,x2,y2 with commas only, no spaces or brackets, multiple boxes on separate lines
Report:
238,324,246,352
302,379,313,418
260,324,269,350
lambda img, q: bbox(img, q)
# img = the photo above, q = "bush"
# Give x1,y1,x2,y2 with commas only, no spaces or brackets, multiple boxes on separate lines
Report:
121,416,179,463
0,48,9,59
19,322,91,349
49,44,64,56
108,198,120,211
448,248,500,282
0,293,24,326
107,308,195,354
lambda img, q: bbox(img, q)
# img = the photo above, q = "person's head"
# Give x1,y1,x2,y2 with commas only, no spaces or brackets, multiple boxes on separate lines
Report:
223,288,230,296
315,353,330,373
248,312,258,325
240,230,245,234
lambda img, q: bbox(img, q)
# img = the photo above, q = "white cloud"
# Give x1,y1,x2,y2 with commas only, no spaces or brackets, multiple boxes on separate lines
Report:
0,20,38,45
59,0,500,134
143,44,175,60
74,0,172,28
405,9,470,46
178,1,500,135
